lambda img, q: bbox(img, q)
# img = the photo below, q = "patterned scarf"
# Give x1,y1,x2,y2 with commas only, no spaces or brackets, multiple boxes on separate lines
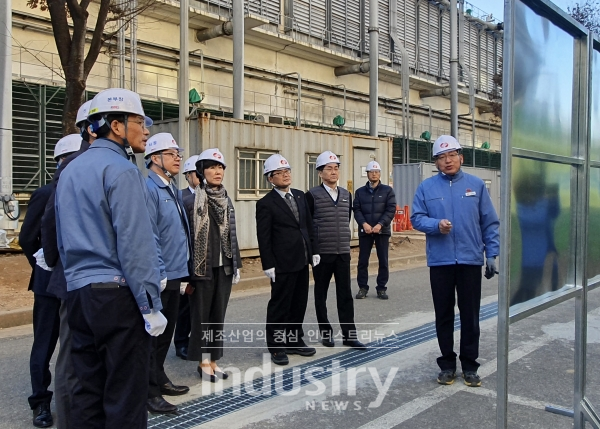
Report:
193,184,232,277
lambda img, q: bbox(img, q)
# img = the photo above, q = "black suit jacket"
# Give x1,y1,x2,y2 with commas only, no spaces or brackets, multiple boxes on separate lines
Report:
19,184,54,295
256,188,318,273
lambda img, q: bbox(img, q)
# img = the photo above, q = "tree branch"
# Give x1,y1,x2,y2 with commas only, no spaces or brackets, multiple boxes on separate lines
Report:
83,0,111,77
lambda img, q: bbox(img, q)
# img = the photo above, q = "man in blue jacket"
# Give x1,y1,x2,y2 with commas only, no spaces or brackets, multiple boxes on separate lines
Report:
353,160,396,300
56,88,167,428
144,132,191,413
411,135,499,388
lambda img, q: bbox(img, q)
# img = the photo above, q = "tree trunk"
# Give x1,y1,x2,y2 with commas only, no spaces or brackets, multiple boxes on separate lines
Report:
63,78,85,135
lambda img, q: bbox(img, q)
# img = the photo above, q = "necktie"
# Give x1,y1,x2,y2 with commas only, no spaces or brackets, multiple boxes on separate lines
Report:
285,193,300,223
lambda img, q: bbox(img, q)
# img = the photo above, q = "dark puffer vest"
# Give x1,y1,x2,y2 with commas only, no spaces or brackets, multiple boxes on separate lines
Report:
308,185,351,255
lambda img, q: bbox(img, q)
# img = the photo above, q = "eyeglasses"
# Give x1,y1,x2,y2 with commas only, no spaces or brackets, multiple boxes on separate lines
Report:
437,153,460,161
272,169,291,177
129,119,148,129
322,166,339,173
161,151,183,160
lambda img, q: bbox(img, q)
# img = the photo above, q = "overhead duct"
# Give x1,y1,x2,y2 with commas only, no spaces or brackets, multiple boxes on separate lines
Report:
334,62,370,76
196,21,233,42
419,87,451,98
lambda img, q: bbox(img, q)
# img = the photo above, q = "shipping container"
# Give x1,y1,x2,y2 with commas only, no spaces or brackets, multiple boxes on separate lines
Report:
151,115,392,253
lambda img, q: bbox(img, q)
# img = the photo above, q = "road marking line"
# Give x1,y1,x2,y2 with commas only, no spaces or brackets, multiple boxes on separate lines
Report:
357,335,551,429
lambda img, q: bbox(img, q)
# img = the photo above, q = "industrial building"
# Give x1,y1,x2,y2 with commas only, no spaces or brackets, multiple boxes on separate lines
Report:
4,0,503,249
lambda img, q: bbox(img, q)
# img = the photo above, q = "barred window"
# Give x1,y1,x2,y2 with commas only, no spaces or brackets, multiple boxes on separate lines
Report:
307,154,320,190
237,149,276,199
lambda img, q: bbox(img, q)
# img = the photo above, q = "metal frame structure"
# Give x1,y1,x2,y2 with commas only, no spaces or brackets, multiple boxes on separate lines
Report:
498,1,597,428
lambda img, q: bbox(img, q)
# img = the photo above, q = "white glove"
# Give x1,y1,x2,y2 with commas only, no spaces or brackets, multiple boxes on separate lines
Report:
312,254,321,267
180,282,188,295
160,277,167,292
264,268,275,282
233,269,241,285
33,248,53,272
142,309,168,337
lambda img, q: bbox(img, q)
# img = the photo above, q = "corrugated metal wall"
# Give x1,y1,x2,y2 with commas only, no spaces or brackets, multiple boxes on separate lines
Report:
393,162,501,216
153,115,391,250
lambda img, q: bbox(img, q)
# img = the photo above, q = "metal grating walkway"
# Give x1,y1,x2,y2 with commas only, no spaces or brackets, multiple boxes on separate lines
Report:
148,301,499,428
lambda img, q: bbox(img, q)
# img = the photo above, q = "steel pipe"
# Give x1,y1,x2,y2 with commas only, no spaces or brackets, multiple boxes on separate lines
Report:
195,21,234,42
369,0,379,137
334,62,370,76
233,0,244,119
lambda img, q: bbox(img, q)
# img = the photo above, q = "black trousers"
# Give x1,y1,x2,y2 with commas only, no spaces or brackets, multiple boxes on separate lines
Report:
313,254,357,340
357,234,390,291
28,293,61,409
55,299,77,429
188,267,233,362
430,264,482,373
266,265,309,353
148,283,181,398
173,294,191,349
67,285,151,429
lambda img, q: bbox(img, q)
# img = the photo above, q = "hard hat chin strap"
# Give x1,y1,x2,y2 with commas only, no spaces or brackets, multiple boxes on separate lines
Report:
121,117,136,164
157,153,177,185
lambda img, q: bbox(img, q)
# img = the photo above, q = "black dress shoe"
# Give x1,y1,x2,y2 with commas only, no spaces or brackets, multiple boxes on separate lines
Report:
321,338,335,347
343,339,367,350
214,369,229,380
197,365,217,383
271,351,289,365
286,346,317,356
32,403,53,428
147,396,178,414
160,381,190,396
175,346,188,360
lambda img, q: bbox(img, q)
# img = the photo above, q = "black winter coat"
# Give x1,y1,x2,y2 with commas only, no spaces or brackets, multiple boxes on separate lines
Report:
353,181,396,236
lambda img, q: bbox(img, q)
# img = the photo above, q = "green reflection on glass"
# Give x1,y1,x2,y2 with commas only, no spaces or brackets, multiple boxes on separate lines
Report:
588,168,600,280
509,158,572,306
592,49,600,161
512,1,573,157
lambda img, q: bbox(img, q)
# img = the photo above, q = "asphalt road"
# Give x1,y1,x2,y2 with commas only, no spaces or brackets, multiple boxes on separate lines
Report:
3,264,597,429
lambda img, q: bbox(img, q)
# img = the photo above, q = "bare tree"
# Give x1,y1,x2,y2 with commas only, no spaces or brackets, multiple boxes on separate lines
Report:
26,0,153,134
568,0,600,35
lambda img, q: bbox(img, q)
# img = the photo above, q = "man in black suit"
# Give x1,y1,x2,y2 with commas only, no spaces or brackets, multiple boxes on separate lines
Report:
19,135,80,428
256,154,320,365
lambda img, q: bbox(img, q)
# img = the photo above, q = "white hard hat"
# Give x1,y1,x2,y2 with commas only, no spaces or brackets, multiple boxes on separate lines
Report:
53,134,81,161
144,133,183,158
433,135,462,157
76,100,93,127
316,151,340,169
263,154,291,175
88,88,153,131
365,160,381,172
198,148,226,168
183,155,200,174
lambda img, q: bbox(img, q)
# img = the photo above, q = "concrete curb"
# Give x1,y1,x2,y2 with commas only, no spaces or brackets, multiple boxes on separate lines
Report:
0,307,33,329
0,254,427,329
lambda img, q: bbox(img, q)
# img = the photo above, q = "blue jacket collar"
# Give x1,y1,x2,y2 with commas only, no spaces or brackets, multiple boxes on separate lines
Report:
148,169,170,189
90,138,129,159
439,169,464,181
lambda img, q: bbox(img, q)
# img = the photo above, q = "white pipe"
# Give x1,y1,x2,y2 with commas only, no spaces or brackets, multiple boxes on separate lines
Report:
369,0,379,137
0,0,12,199
233,0,244,119
179,0,190,162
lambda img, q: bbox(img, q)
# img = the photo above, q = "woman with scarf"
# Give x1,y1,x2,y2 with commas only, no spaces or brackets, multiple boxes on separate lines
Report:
183,148,242,382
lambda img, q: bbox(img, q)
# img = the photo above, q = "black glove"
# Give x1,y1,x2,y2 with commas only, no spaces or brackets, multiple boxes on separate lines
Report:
484,257,498,279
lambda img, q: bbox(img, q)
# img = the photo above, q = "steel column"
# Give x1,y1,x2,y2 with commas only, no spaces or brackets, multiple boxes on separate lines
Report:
233,0,245,119
369,0,379,137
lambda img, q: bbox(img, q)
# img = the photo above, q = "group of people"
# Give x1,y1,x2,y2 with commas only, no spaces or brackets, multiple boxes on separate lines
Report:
19,85,500,429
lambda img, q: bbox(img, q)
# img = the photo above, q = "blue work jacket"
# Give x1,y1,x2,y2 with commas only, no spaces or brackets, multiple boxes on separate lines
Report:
411,169,500,267
56,138,163,314
146,170,190,280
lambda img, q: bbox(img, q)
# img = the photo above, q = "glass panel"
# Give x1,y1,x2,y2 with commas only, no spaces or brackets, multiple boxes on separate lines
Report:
588,168,600,281
591,48,600,161
512,0,574,157
509,157,572,307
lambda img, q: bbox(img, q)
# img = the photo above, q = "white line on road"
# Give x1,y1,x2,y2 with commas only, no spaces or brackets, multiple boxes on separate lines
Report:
356,335,551,429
